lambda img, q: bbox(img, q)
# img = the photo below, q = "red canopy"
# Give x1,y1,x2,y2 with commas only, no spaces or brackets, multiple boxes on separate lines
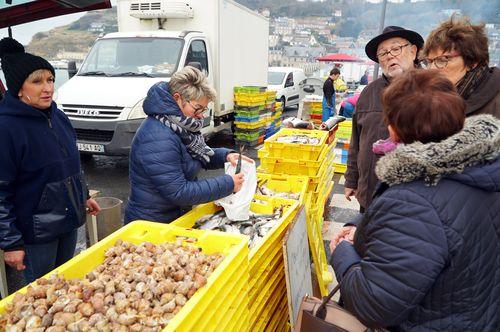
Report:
316,53,363,62
0,0,112,29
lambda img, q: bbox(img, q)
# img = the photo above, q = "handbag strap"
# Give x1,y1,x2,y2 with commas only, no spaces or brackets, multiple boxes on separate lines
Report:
316,284,341,319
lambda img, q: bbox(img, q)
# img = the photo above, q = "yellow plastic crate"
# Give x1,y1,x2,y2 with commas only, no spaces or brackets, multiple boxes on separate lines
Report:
263,128,329,160
235,118,269,129
257,173,309,205
338,120,352,128
265,295,289,332
0,221,249,332
252,280,287,331
334,162,347,174
305,194,334,297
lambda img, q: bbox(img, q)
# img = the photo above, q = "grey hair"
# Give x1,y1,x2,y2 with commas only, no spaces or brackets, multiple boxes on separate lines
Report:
168,66,216,102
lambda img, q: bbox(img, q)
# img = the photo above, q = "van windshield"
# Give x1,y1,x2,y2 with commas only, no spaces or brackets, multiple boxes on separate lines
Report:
268,72,286,85
79,37,183,77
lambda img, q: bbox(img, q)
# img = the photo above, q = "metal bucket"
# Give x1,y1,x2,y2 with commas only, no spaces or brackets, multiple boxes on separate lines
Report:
93,197,123,240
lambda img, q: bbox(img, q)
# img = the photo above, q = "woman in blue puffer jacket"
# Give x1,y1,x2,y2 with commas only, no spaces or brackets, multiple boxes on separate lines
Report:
330,70,499,331
125,66,250,224
0,38,101,284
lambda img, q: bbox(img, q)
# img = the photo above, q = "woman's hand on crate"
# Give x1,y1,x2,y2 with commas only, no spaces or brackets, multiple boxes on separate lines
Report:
330,226,356,253
344,187,357,202
227,153,254,166
4,250,26,271
231,173,245,193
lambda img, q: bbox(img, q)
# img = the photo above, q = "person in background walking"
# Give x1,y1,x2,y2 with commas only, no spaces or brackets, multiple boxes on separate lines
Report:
322,68,340,122
331,69,499,331
359,70,369,85
0,37,101,284
420,14,499,118
344,26,423,212
125,66,252,224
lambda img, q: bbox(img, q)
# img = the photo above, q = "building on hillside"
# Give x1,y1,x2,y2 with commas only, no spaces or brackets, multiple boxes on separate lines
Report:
273,17,296,36
269,49,284,66
269,34,280,48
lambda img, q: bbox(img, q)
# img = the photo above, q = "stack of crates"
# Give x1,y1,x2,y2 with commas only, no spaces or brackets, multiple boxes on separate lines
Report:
233,86,274,146
333,120,352,174
300,95,324,125
0,221,250,332
171,181,306,332
257,128,336,297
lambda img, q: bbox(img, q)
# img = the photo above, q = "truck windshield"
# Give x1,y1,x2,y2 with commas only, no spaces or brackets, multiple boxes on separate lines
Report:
268,72,286,85
79,38,183,77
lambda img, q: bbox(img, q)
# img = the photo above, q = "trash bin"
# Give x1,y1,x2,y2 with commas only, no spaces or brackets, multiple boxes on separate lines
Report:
93,197,123,241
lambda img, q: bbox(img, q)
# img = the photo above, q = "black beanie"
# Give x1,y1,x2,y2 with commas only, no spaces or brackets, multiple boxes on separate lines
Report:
0,37,55,97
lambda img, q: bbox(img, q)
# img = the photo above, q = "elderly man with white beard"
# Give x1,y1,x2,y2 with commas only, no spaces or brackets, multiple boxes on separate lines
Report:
342,26,424,214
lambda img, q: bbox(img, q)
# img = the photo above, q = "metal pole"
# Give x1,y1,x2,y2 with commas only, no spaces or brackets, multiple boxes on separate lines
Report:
373,0,388,79
8,26,12,38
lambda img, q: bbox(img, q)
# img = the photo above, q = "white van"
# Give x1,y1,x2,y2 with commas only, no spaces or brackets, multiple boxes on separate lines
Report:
267,67,306,109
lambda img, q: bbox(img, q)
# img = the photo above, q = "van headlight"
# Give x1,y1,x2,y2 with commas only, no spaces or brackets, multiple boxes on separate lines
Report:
128,99,146,120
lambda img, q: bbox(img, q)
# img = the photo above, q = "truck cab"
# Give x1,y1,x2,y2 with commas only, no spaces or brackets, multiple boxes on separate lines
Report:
57,30,213,155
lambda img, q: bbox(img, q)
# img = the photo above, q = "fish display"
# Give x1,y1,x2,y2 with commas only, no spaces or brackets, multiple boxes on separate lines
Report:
275,134,320,145
194,208,284,249
256,181,300,200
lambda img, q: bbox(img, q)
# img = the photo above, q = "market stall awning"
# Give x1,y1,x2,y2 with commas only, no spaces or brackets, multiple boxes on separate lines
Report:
0,0,112,29
316,53,363,62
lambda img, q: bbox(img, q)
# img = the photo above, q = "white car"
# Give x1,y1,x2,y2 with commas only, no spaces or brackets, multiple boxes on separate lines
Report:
268,67,307,109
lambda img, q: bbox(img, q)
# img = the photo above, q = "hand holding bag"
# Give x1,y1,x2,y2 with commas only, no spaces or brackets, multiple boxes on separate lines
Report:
295,284,372,332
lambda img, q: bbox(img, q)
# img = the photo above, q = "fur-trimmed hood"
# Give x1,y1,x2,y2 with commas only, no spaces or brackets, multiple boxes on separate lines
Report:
375,115,500,188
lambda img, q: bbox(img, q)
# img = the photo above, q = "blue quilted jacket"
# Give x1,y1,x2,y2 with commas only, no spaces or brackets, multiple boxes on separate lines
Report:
331,115,500,331
124,82,234,224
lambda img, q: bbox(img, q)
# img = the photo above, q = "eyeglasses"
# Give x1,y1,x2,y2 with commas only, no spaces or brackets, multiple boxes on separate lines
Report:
376,43,410,61
419,54,460,69
187,100,208,116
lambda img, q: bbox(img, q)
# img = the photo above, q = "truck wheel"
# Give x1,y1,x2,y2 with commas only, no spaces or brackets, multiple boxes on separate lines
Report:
80,153,93,161
280,96,286,110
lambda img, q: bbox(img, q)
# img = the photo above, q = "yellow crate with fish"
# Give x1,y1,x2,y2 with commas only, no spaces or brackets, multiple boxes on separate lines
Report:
256,173,308,205
0,221,250,332
263,128,329,160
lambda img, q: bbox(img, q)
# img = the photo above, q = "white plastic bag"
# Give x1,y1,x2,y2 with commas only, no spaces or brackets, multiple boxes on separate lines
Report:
215,160,257,221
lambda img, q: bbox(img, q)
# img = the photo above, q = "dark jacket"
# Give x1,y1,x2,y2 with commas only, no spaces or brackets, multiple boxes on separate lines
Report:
0,92,87,250
345,76,389,208
332,115,500,331
124,82,234,224
465,67,500,118
323,77,335,104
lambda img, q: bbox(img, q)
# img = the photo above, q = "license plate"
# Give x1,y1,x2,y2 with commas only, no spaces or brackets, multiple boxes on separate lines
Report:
77,143,105,153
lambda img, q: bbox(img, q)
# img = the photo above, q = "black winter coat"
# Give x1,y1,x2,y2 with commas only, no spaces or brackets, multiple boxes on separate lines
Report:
0,92,87,250
332,115,500,331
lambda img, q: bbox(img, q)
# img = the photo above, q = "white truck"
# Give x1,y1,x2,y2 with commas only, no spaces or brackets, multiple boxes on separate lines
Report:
56,0,269,156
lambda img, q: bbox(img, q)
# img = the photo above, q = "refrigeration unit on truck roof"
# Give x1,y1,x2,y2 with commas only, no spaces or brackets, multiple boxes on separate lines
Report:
128,1,194,19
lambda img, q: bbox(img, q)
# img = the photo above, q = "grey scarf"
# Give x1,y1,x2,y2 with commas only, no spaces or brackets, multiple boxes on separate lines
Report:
154,114,214,165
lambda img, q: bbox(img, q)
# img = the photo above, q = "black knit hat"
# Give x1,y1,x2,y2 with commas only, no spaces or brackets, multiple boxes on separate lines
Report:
0,37,55,97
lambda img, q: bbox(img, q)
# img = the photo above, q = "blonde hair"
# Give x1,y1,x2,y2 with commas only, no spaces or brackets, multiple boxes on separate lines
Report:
26,69,55,83
168,66,216,102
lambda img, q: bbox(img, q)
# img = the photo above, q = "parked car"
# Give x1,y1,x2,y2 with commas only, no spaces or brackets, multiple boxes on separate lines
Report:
267,67,306,109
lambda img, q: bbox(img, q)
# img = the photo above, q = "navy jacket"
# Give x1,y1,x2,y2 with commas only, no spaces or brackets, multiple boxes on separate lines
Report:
125,82,234,224
0,92,87,250
332,116,500,331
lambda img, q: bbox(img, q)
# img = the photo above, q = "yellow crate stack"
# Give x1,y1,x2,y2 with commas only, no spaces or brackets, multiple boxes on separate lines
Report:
333,120,352,174
234,87,278,146
257,128,336,298
0,221,250,332
301,95,324,125
171,187,304,332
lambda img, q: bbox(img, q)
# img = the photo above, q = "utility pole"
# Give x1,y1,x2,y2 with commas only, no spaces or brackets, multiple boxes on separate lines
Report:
373,0,388,79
